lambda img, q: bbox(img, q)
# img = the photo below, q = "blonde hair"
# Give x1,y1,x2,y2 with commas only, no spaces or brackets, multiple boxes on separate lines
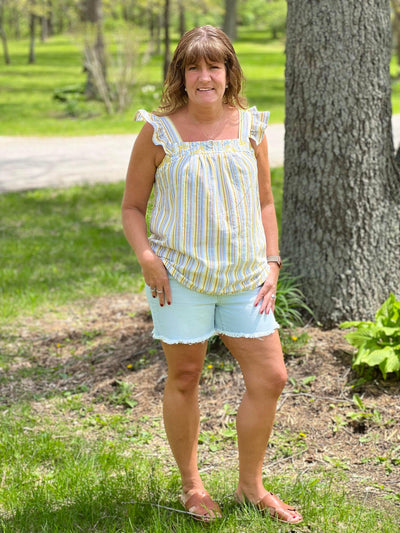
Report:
156,25,247,115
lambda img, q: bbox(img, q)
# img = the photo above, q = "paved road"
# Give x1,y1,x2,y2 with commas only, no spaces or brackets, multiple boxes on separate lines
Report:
0,123,281,193
1,117,400,193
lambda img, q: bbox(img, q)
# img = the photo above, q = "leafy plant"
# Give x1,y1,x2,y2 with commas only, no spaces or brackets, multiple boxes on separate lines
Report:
288,374,316,393
274,265,313,327
340,293,400,379
280,330,309,355
108,380,137,409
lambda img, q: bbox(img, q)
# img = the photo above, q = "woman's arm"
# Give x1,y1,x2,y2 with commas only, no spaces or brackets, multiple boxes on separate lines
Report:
121,122,171,306
252,135,280,314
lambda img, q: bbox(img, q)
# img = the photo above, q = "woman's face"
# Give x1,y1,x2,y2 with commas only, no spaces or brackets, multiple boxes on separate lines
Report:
184,58,227,107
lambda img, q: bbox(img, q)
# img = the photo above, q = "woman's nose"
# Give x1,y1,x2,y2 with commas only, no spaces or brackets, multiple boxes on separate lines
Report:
199,68,211,80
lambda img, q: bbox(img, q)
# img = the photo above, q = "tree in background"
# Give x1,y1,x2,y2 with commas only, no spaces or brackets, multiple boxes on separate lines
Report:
28,0,37,63
0,0,10,64
80,0,107,100
27,0,52,62
223,0,237,40
391,0,400,68
239,0,286,39
282,0,400,326
178,0,185,36
163,0,170,79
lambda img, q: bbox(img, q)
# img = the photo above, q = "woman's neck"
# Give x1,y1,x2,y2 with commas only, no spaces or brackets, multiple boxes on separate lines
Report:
186,102,225,124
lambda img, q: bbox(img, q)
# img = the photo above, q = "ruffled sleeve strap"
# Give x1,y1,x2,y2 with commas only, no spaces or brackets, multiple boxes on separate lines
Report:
135,109,173,154
248,106,270,145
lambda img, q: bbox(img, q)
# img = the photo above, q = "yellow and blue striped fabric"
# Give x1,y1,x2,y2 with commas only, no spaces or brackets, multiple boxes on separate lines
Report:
136,107,270,295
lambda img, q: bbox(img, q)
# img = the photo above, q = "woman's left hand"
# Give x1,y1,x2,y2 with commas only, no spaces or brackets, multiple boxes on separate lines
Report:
254,264,280,314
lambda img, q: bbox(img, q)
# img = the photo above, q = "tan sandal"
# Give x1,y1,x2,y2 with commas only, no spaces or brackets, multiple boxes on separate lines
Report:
234,490,303,524
179,490,222,523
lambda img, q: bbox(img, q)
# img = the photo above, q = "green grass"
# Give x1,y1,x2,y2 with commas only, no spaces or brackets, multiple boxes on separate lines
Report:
0,168,283,323
1,175,399,531
0,32,286,136
0,182,142,322
0,398,399,532
0,34,164,136
2,29,400,136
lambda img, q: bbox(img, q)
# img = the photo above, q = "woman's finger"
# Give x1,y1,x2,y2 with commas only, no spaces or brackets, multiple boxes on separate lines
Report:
255,283,277,314
153,277,171,307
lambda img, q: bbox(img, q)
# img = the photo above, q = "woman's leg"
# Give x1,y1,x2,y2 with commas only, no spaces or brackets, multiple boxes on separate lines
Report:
220,331,287,500
221,332,302,522
161,341,208,493
162,340,222,521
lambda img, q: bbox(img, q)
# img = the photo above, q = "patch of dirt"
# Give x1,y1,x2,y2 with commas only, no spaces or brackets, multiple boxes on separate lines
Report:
1,292,399,508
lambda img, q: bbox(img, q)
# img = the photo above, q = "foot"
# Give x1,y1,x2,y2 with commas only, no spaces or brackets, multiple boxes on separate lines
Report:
234,490,303,524
180,489,222,523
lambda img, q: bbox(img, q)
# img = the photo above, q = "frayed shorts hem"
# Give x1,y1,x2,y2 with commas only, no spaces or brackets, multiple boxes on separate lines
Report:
152,325,279,345
145,277,280,345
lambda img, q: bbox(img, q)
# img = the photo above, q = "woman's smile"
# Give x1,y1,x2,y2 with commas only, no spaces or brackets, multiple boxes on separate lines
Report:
185,58,227,104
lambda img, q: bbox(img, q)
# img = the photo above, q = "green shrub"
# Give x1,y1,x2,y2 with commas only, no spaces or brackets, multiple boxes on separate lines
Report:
274,265,313,328
340,293,400,379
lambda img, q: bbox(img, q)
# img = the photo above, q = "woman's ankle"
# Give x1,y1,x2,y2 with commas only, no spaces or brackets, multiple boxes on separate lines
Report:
181,478,206,495
235,481,266,502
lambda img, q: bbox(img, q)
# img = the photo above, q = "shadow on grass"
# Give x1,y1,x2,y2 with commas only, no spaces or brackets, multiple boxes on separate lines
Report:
0,182,142,322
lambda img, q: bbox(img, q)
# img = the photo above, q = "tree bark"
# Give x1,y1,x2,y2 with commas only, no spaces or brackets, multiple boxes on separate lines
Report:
178,0,185,37
391,0,400,67
0,27,9,64
47,0,54,36
41,16,48,41
82,0,107,99
28,13,36,64
0,0,10,64
223,0,237,41
282,0,400,326
163,0,170,80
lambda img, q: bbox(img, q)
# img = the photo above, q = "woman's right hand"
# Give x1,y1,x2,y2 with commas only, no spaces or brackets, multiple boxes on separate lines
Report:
140,250,171,306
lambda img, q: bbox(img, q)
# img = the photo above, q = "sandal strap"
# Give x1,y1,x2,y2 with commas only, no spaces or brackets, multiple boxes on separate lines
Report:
258,492,296,511
181,490,222,520
257,493,302,523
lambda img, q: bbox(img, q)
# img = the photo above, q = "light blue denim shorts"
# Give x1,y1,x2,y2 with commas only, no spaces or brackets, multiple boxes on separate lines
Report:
145,276,280,344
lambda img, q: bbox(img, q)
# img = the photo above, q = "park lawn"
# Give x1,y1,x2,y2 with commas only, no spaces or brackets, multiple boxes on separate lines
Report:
0,391,399,532
2,30,400,136
0,169,283,323
0,186,399,532
0,32,286,136
0,181,141,322
0,34,160,136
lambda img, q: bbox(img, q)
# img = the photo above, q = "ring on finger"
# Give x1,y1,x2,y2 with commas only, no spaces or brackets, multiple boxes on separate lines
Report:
151,287,157,292
271,294,276,299
156,289,163,294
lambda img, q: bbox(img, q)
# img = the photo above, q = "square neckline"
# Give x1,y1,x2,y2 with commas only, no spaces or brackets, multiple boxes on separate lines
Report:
163,109,244,144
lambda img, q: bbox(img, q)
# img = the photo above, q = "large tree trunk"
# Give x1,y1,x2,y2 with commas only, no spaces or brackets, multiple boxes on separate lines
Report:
223,0,237,41
282,0,400,327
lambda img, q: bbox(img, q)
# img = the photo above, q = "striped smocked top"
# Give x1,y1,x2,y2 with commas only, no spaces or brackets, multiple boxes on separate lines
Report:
136,106,271,295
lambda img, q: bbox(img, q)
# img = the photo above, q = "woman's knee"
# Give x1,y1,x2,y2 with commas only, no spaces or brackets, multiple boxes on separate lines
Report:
271,365,288,395
167,365,203,393
162,341,207,394
247,364,287,400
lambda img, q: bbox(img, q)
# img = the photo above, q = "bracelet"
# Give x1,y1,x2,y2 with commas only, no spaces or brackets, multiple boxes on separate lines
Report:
267,255,282,268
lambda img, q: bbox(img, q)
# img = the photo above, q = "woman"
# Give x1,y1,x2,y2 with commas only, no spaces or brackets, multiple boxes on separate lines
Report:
121,25,302,525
